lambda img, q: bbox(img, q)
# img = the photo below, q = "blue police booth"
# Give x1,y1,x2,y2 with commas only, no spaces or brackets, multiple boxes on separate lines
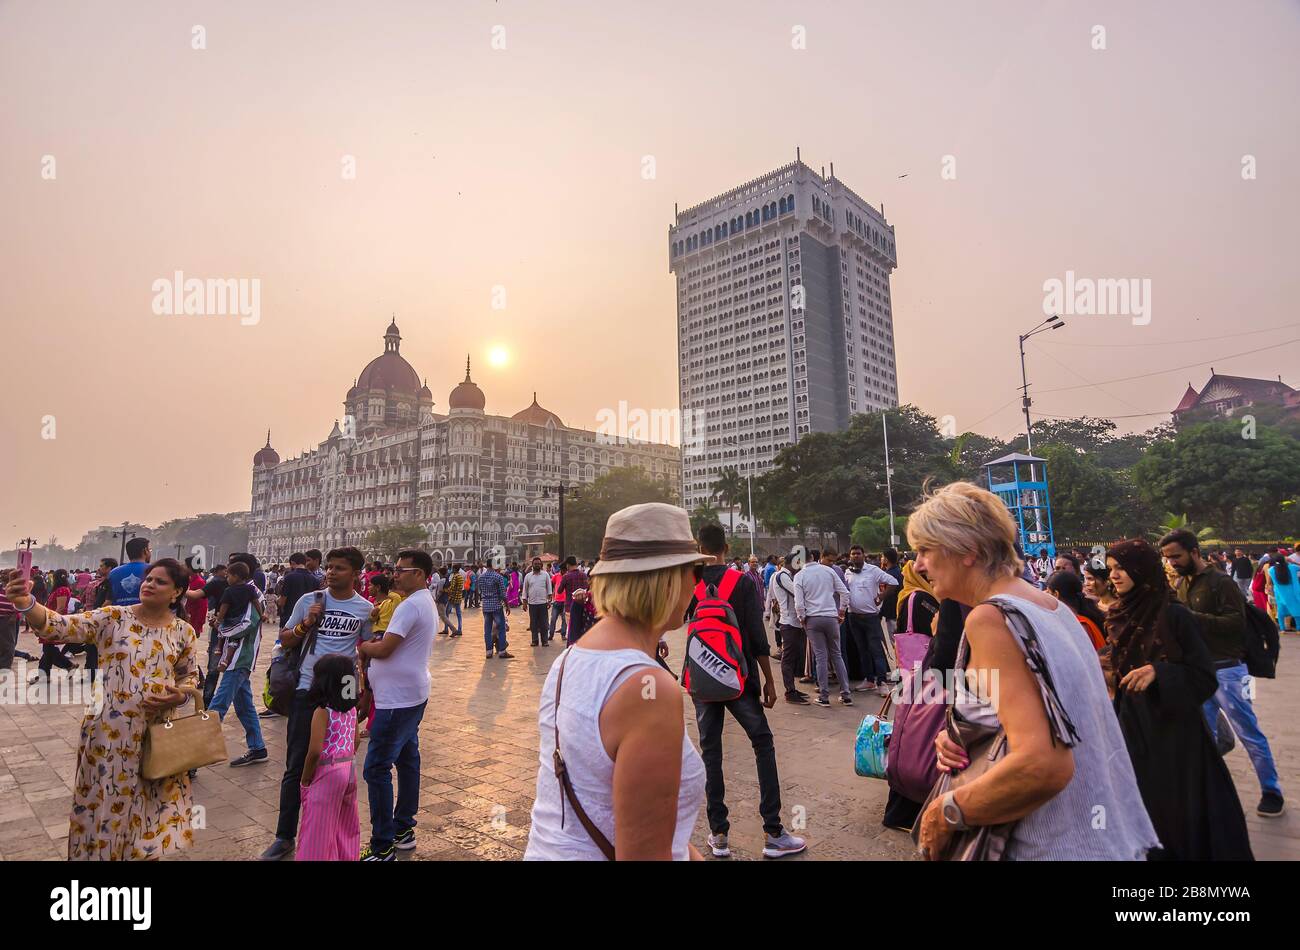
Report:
983,452,1056,559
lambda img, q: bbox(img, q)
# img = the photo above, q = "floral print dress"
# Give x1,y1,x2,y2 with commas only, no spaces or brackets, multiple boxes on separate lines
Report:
41,606,199,860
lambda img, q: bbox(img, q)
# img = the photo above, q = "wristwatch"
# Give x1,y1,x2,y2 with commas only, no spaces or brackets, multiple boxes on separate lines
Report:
941,791,970,831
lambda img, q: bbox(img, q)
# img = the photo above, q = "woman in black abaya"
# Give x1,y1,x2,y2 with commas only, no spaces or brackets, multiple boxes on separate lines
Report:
1103,539,1253,861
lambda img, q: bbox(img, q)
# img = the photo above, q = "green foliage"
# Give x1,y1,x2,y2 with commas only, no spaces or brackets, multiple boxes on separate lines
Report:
1148,512,1215,543
1035,444,1152,540
1132,420,1300,538
850,512,907,552
557,467,679,559
710,468,745,531
689,501,720,537
364,524,431,560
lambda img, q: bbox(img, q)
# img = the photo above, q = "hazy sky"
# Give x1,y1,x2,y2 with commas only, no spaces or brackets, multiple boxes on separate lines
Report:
3,0,1297,546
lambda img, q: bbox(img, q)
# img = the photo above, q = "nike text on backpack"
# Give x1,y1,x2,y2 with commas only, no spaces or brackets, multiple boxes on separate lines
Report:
681,569,749,702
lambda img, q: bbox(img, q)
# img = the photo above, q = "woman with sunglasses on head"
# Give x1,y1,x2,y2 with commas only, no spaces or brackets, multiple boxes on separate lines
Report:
1103,539,1253,860
5,558,200,860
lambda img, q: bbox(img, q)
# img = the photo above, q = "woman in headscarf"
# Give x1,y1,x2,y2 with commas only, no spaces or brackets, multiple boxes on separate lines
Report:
895,560,940,635
1103,539,1253,860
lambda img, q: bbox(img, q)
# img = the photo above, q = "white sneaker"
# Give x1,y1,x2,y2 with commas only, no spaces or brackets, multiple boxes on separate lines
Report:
763,831,808,859
707,833,732,858
852,679,874,692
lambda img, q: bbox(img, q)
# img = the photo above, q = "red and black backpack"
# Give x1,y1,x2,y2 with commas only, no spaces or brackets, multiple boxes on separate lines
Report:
681,569,749,702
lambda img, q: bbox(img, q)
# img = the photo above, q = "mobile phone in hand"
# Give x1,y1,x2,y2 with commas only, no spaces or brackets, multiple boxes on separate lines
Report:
17,550,32,582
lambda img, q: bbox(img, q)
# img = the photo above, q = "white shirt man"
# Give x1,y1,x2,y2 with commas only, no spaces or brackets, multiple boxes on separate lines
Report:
793,561,848,622
792,558,851,706
523,563,554,647
843,562,899,615
766,565,797,621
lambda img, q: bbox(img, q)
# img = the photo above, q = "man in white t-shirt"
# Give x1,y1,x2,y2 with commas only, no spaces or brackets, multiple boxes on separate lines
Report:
356,549,438,861
522,556,553,647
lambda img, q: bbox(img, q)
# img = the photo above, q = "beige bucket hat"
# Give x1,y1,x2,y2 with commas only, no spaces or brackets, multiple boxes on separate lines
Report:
588,502,711,576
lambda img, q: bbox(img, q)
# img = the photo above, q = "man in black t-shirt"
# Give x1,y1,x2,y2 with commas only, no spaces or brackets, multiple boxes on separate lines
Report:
277,553,320,628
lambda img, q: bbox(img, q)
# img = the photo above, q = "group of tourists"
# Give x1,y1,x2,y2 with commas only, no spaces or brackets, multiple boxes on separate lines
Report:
3,487,1293,862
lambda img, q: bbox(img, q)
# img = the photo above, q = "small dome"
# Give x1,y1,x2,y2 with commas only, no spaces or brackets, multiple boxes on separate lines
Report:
448,356,486,410
512,392,563,428
253,431,280,466
419,378,433,400
355,320,420,394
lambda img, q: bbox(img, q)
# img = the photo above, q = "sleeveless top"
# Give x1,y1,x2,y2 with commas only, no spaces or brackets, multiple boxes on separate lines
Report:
954,593,1159,860
320,707,357,762
524,646,705,860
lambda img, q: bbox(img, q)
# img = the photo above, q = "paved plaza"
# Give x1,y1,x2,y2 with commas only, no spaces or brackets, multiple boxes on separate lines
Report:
2,615,1297,861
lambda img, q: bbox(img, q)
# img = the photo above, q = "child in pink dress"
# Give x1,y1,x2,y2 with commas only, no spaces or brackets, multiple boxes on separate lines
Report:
297,654,360,861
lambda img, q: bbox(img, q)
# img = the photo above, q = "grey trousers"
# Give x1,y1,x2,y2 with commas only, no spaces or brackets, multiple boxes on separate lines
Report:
804,615,851,702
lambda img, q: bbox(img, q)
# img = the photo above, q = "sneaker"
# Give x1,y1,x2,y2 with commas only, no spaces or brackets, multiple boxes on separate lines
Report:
785,692,811,705
259,838,295,861
393,828,417,850
841,694,854,706
497,651,514,659
230,748,268,768
798,675,815,684
876,683,893,698
852,679,874,692
814,696,831,707
1258,792,1286,817
360,843,396,862
487,652,495,660
258,709,279,718
763,831,808,859
707,833,731,858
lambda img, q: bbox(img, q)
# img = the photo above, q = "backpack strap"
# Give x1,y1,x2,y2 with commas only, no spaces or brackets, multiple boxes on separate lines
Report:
552,648,616,860
715,568,742,601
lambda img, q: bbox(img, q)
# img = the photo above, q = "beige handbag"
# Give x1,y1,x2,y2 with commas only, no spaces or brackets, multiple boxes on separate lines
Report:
141,688,228,780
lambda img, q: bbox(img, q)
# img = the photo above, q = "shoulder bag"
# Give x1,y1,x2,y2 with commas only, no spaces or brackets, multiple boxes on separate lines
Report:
141,687,228,780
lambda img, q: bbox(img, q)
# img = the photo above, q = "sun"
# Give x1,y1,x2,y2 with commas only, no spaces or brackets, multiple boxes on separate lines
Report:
487,345,510,368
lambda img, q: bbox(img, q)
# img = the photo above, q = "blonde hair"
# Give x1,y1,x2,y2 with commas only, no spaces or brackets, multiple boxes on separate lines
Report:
590,563,694,631
907,481,1024,580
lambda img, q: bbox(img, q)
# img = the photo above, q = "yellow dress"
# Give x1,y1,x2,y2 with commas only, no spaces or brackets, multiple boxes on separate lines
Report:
40,606,199,860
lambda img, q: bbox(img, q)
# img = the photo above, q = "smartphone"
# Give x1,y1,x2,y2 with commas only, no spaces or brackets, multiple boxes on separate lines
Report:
17,550,32,582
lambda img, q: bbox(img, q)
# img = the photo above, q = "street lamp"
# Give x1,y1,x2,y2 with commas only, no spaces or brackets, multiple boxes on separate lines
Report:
882,412,897,547
720,436,755,556
543,483,580,562
1017,316,1066,452
112,522,137,564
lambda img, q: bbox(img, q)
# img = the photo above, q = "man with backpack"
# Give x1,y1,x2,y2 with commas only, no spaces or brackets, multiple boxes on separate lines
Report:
686,524,806,860
1161,528,1285,818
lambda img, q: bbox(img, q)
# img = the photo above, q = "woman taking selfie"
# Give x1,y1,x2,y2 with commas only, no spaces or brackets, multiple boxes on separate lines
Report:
5,558,200,860
909,482,1157,861
525,502,709,860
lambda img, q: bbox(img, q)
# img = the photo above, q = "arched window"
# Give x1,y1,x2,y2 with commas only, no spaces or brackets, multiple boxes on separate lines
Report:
786,193,794,211
779,197,787,214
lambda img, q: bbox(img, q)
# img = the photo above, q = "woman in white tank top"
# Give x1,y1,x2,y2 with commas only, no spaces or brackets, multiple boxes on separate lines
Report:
906,483,1158,861
525,503,710,861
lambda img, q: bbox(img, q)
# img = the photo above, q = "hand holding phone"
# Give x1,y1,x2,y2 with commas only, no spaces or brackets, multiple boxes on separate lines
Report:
17,550,32,582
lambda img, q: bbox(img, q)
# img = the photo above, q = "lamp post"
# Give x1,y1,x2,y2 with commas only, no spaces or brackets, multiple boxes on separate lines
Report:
882,413,897,547
1016,316,1065,534
544,483,580,562
112,522,136,564
721,436,754,556
1017,316,1066,453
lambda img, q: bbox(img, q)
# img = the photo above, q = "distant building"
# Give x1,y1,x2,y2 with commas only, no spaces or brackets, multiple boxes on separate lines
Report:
249,321,680,564
669,156,900,511
1172,370,1299,422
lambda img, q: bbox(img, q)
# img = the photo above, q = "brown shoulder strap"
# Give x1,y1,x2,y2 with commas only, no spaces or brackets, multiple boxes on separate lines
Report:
553,648,617,860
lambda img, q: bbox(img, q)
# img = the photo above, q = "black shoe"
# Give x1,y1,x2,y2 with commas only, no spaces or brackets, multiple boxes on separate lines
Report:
841,694,854,706
393,828,417,851
785,692,811,705
260,838,295,861
530,641,539,647
497,651,514,659
258,709,279,718
1258,792,1286,817
230,748,269,768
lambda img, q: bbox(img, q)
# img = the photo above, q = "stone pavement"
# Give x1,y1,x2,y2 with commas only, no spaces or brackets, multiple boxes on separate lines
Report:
1,616,1297,861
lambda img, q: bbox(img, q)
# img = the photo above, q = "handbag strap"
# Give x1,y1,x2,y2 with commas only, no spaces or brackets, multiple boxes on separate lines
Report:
552,649,616,860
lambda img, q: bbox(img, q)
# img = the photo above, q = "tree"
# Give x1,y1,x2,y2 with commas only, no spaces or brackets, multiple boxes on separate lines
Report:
364,524,430,560
689,501,720,537
1148,513,1216,544
556,467,679,559
1132,420,1300,538
1035,443,1151,541
711,468,745,534
850,512,908,552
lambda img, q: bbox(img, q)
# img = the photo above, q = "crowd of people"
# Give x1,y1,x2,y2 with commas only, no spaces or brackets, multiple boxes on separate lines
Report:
1,497,1295,862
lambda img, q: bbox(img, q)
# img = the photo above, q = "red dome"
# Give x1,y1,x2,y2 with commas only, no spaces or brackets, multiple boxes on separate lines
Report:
449,356,485,410
511,392,563,428
356,320,420,394
253,431,280,466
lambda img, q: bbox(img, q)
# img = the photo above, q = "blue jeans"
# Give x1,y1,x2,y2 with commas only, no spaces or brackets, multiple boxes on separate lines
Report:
1203,662,1282,796
446,602,462,635
363,701,427,851
207,666,265,752
548,601,568,639
483,608,508,653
